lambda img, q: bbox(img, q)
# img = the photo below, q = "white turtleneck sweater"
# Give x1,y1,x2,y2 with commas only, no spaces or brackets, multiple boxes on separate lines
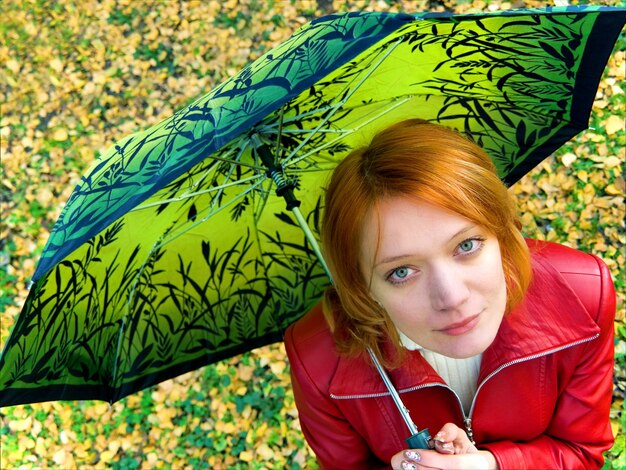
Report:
399,331,481,413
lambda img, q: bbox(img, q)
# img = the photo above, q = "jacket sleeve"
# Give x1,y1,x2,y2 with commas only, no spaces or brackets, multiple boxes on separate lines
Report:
482,247,616,469
284,316,385,469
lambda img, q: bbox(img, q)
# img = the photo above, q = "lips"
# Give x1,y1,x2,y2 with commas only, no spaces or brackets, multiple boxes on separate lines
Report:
437,314,480,336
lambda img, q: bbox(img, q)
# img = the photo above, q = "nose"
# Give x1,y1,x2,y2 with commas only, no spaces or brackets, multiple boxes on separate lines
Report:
429,265,470,312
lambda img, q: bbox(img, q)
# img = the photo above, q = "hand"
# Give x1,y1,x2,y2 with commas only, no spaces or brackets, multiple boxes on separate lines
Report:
391,449,497,470
391,423,498,469
432,422,477,455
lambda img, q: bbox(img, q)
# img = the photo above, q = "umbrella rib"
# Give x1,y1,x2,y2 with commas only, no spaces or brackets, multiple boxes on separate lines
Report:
111,164,267,387
280,38,403,165
161,178,267,247
284,96,411,168
111,177,269,385
278,128,344,134
130,174,265,211
132,137,262,212
182,145,240,194
186,152,263,171
270,90,421,134
261,104,341,128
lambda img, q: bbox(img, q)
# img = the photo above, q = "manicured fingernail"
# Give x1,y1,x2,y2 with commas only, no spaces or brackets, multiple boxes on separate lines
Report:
402,461,417,470
405,450,421,461
435,431,445,441
441,442,454,452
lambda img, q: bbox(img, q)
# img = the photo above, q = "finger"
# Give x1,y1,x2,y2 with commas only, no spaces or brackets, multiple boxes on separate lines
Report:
390,449,421,470
401,449,459,469
411,450,497,470
433,422,463,443
434,439,455,454
433,422,477,455
402,449,422,468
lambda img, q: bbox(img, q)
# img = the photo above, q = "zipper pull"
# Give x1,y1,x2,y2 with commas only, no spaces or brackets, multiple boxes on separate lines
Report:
464,417,476,445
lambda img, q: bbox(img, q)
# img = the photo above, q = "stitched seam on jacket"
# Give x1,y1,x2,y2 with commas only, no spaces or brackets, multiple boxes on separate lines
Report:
330,335,599,401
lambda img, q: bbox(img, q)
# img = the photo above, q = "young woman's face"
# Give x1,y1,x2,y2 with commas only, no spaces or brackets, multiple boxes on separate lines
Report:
360,197,507,358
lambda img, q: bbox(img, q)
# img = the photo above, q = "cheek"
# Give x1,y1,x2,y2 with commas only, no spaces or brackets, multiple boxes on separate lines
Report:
377,288,429,325
484,256,507,307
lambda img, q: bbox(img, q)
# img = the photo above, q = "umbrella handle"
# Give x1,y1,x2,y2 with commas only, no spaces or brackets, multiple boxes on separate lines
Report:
406,428,433,450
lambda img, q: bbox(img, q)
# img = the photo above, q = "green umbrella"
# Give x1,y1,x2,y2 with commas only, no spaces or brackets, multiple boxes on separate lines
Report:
1,6,624,406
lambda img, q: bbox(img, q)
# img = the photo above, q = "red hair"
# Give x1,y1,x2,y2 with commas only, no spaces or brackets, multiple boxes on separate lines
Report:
321,119,532,367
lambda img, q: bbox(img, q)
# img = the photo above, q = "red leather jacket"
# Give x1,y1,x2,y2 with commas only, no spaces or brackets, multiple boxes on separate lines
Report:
285,241,616,469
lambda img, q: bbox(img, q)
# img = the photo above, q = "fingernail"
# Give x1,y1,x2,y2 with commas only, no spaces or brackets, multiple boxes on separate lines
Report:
405,450,421,461
435,431,445,441
402,461,417,470
441,442,454,452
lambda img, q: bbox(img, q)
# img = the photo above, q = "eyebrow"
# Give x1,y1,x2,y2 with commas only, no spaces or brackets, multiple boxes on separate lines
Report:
374,224,477,268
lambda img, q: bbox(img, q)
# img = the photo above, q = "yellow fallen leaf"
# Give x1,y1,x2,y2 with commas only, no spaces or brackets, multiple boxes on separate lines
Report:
95,434,108,448
602,156,621,168
92,402,111,416
73,446,90,460
8,416,32,432
108,439,121,454
19,435,35,450
36,188,54,206
6,59,20,73
151,390,165,403
121,436,134,451
100,450,116,461
592,198,611,209
611,420,619,438
35,437,47,456
238,364,255,381
52,449,66,466
146,453,159,466
594,99,608,109
239,450,254,462
256,443,274,460
604,115,624,136
216,421,236,434
49,58,64,72
52,128,69,141
560,153,576,167
605,184,623,196
270,360,286,375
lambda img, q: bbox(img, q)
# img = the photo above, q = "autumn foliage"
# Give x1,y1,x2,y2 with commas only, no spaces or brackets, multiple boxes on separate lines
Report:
1,0,624,468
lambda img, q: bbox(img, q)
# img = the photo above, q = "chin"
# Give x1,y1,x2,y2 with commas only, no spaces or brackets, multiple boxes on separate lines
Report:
439,332,498,358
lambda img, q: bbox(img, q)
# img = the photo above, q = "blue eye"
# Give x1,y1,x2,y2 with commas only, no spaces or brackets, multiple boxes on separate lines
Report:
456,237,485,256
393,267,410,279
459,240,476,252
386,266,415,285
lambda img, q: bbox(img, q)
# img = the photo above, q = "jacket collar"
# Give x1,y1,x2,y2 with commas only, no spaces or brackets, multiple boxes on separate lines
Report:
329,251,600,398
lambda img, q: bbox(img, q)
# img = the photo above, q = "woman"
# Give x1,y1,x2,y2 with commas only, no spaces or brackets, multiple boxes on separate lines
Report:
284,119,615,469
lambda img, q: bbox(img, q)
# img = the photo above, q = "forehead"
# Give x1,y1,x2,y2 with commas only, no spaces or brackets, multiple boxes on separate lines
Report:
359,197,473,265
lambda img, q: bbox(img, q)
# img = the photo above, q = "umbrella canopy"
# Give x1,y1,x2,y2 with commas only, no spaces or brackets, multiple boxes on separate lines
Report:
1,6,624,406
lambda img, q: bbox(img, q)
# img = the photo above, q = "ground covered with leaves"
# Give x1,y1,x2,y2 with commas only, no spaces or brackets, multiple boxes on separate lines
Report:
1,0,624,468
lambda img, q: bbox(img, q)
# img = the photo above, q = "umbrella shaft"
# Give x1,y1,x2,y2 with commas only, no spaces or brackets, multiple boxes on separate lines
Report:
368,348,420,435
291,206,333,282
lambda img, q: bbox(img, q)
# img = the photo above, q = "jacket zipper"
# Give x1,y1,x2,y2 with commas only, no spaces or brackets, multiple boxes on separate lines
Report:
331,334,599,442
